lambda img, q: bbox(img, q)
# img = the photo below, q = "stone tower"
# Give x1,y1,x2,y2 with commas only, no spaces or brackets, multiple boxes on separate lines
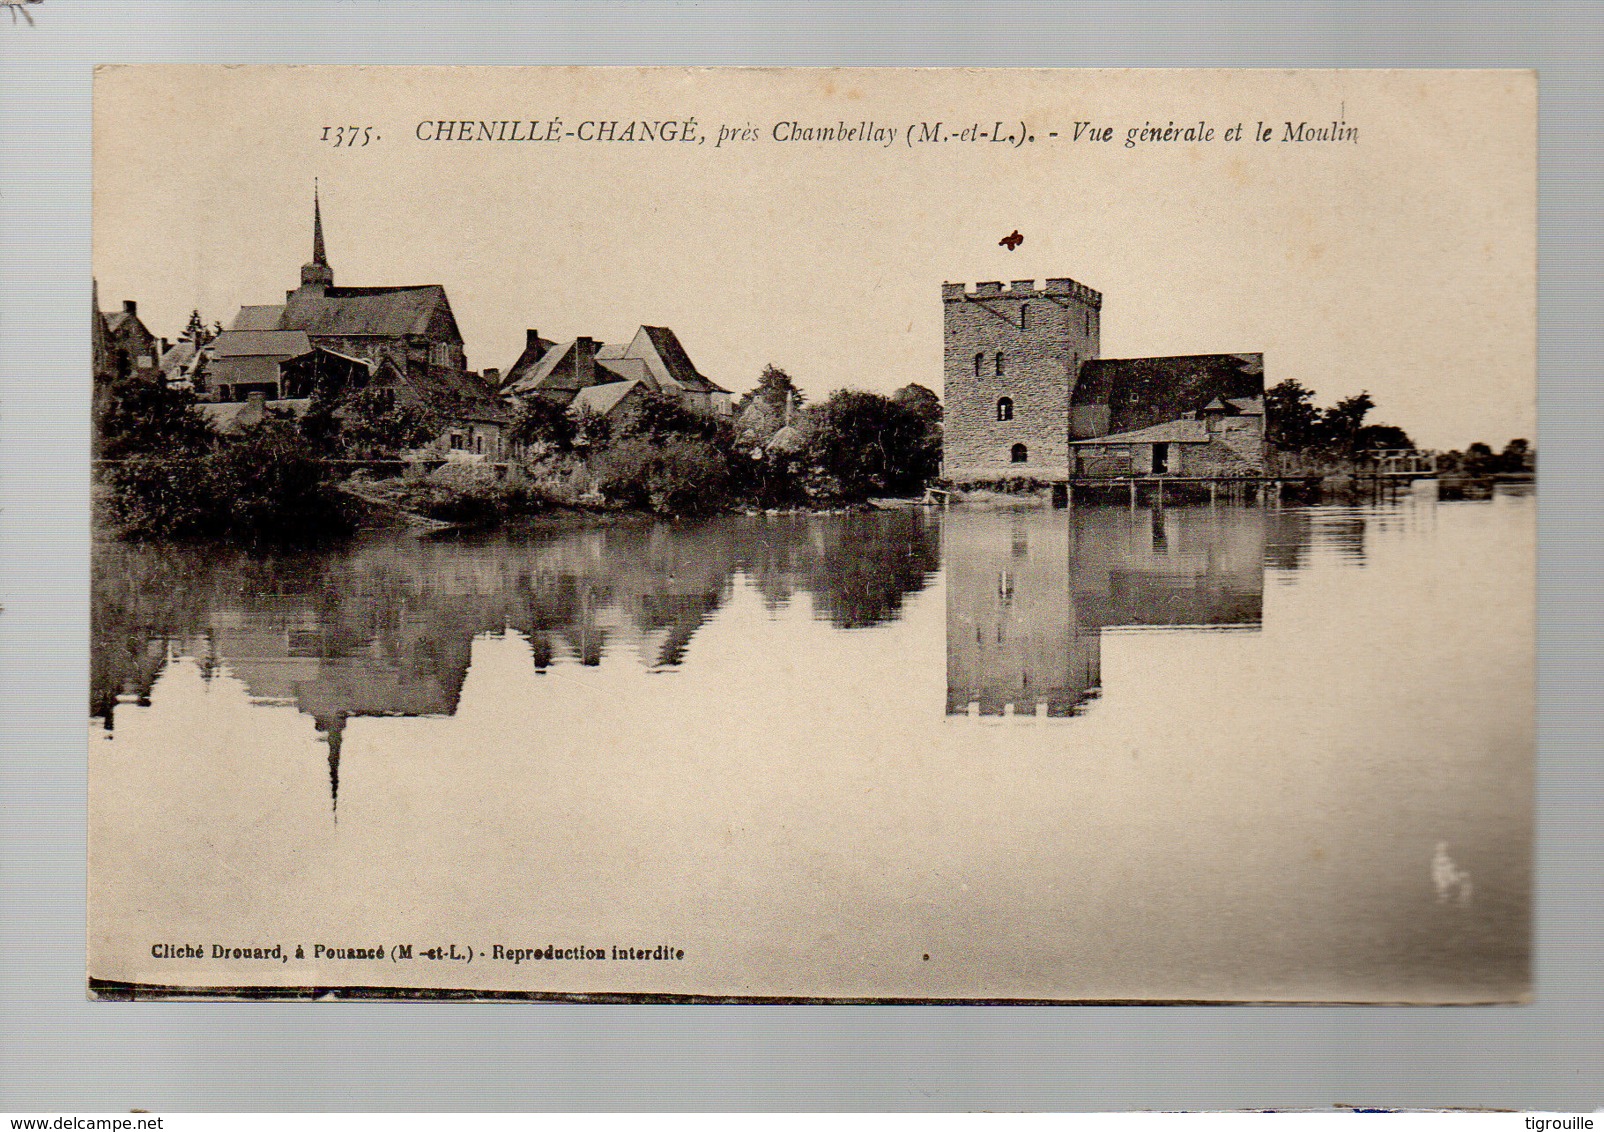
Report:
941,277,1101,482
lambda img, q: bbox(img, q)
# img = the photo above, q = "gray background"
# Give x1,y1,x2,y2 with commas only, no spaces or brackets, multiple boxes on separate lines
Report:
1,0,1599,1112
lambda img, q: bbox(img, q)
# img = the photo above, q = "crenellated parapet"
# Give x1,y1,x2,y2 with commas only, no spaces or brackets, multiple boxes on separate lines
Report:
942,277,1103,309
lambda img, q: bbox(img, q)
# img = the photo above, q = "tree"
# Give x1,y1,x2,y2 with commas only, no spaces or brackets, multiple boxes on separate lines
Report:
738,364,805,415
336,386,440,458
183,309,214,345
1320,391,1376,454
621,388,722,443
509,394,577,454
810,389,941,500
1498,438,1533,473
1264,379,1321,451
1354,423,1415,452
96,370,217,460
570,405,613,455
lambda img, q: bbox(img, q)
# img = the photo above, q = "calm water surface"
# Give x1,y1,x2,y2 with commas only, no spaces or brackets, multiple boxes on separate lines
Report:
90,486,1533,1001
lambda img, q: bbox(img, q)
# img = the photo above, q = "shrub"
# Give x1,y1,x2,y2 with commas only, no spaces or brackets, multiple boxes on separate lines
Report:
105,418,355,546
593,436,730,516
808,389,941,500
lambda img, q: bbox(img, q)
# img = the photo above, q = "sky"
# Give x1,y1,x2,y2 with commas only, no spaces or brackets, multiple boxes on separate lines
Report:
92,66,1536,451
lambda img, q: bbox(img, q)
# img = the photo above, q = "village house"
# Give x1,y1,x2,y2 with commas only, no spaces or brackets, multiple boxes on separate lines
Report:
941,277,1267,482
101,296,161,375
502,324,731,428
204,188,507,457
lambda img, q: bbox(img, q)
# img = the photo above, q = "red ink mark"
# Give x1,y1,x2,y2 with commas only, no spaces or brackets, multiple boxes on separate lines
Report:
999,230,1024,251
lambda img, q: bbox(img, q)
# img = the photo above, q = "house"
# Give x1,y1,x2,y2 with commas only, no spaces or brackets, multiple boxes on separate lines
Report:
941,277,1267,481
503,324,732,427
1071,394,1267,478
201,331,373,404
368,355,508,460
102,298,161,374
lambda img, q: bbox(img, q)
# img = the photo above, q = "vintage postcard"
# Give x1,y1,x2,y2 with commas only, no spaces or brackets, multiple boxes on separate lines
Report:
89,66,1535,1003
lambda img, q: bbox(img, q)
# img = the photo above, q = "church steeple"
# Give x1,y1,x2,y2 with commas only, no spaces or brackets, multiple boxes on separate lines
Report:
299,181,334,290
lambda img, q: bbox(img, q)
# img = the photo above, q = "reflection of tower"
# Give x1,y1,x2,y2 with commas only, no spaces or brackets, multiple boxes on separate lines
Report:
945,509,1101,717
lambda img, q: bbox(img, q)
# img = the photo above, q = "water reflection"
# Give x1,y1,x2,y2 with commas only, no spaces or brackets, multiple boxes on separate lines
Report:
92,511,941,735
945,504,1319,717
94,502,1382,798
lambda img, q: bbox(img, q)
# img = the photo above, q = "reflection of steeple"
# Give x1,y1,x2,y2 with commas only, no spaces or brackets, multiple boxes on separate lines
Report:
319,714,345,818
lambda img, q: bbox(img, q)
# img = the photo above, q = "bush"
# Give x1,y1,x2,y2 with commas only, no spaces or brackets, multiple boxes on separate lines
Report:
96,374,216,460
809,389,940,500
593,436,730,516
105,419,355,546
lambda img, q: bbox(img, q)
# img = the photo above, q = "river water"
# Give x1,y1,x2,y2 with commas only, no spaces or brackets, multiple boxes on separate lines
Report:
89,485,1533,1002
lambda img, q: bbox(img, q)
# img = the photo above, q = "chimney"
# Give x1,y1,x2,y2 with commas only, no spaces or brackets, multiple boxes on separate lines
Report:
122,300,137,315
159,337,169,358
482,367,500,386
574,336,597,388
525,328,542,350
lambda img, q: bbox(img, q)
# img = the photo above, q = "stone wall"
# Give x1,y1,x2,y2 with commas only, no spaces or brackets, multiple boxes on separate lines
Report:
942,278,1100,482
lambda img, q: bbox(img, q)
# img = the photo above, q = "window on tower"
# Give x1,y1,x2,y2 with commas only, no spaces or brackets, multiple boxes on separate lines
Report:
974,352,984,377
997,397,1013,421
1020,304,1029,330
1011,443,1028,464
995,352,1005,376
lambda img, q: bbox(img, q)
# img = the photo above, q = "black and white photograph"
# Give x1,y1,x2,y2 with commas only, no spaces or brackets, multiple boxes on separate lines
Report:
87,65,1536,1004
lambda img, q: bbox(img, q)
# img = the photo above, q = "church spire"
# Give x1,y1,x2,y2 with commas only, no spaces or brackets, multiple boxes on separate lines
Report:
312,180,327,266
299,180,334,290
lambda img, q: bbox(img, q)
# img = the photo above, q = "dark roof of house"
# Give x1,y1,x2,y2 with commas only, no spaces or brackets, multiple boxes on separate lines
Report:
639,325,727,394
383,358,507,424
159,339,199,377
1074,353,1265,436
505,339,579,395
278,285,455,339
104,310,152,338
502,336,559,390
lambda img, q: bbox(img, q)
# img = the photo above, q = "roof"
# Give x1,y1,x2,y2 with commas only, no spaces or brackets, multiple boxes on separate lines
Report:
277,285,453,339
594,343,628,359
502,336,559,389
595,357,651,384
505,339,577,395
635,326,728,394
232,305,286,331
765,424,809,454
211,330,312,358
159,339,198,376
208,355,288,389
1227,396,1264,415
104,310,150,337
1073,418,1211,446
571,379,641,418
384,358,507,424
1075,353,1265,436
